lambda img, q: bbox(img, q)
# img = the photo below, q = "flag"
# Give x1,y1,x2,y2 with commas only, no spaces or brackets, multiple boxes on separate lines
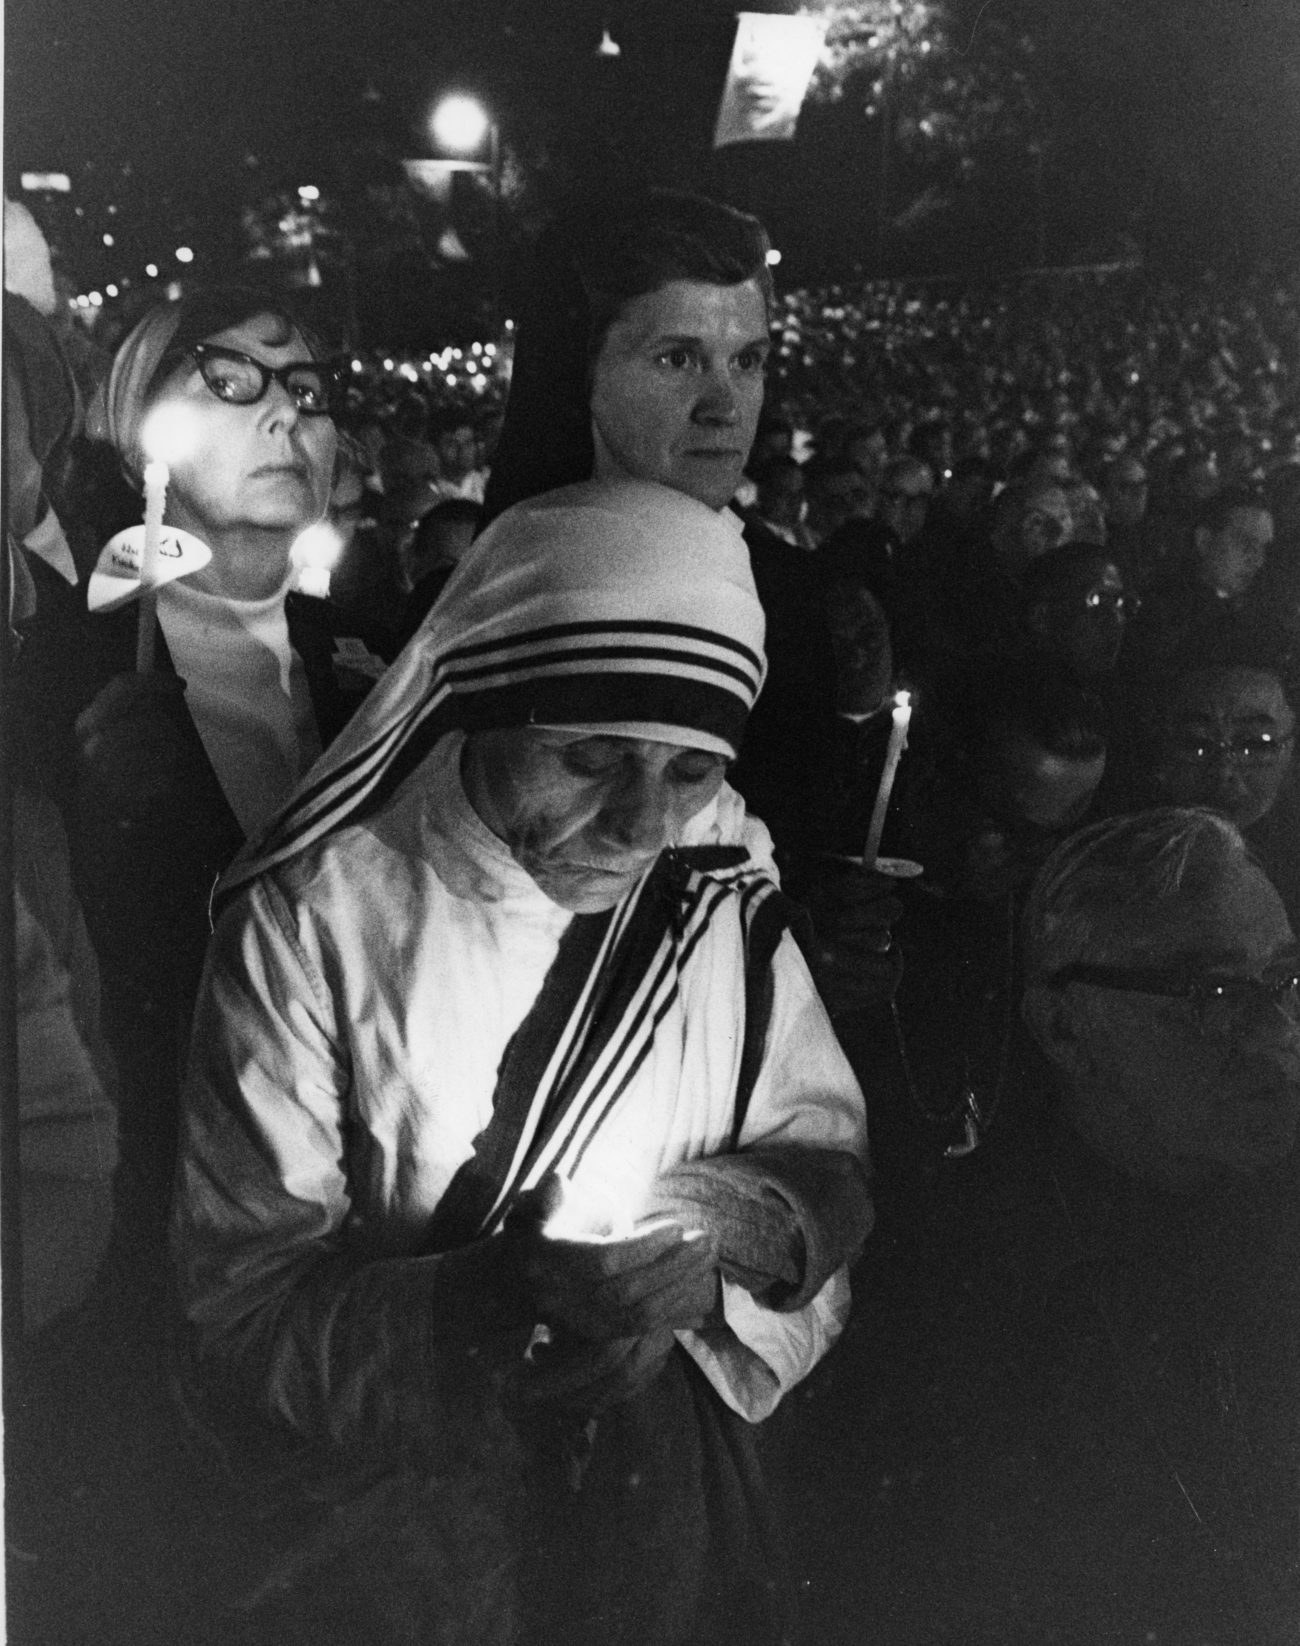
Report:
713,12,827,148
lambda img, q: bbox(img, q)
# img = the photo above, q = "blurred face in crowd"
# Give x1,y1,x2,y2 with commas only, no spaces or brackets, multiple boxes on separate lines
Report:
462,726,729,913
880,463,935,545
437,422,479,482
756,463,805,534
1192,504,1273,598
1026,855,1300,1190
1148,667,1295,830
1102,455,1149,529
845,429,888,488
982,728,1106,833
824,583,892,716
590,279,770,511
1026,557,1131,680
994,484,1073,577
806,467,873,542
154,313,338,599
1028,449,1075,489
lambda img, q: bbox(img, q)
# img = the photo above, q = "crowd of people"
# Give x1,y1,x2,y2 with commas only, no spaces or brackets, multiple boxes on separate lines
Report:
6,182,1300,1643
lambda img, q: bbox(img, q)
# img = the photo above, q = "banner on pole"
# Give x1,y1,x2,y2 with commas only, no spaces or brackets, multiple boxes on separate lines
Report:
713,12,827,148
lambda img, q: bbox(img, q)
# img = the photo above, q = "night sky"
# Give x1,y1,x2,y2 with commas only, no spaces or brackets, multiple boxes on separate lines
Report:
7,0,1300,315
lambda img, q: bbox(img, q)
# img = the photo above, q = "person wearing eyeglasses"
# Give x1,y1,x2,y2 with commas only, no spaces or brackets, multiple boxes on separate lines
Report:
973,807,1300,1634
1023,806,1300,1191
1020,544,1137,684
51,287,353,1269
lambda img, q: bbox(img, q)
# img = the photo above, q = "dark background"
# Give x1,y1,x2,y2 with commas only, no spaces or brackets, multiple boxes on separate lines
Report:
7,0,1300,339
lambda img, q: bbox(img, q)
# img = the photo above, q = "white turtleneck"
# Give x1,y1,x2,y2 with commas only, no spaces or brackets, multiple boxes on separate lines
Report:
157,578,321,838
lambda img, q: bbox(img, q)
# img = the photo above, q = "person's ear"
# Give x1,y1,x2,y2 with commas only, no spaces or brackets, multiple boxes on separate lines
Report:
1022,984,1098,1081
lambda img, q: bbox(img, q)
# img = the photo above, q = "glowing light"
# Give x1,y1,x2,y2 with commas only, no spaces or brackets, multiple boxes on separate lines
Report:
140,403,202,468
290,521,345,573
430,93,491,153
766,248,783,267
102,233,115,247
383,358,395,372
595,26,621,57
542,1174,638,1242
88,291,103,306
298,184,320,201
351,359,364,372
106,284,118,297
145,263,159,277
175,246,194,264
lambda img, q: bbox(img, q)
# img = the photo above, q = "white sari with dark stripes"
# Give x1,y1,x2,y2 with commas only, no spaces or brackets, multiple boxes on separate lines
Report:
177,730,865,1424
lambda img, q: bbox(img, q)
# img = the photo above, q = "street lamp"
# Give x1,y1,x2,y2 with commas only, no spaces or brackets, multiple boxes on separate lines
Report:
415,92,503,325
430,94,492,156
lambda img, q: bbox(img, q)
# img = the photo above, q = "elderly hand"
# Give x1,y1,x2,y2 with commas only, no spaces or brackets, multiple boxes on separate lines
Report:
506,1181,720,1342
801,860,907,1013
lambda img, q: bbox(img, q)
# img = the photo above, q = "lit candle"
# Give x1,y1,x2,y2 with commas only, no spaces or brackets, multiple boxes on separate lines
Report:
134,405,200,672
861,689,912,866
542,1172,637,1243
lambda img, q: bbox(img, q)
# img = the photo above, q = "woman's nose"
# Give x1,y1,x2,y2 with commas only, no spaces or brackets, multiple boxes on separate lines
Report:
261,381,302,432
602,770,670,851
694,369,739,424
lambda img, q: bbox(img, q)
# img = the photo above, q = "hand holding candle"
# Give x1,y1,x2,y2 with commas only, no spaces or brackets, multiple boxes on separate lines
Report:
510,1172,715,1342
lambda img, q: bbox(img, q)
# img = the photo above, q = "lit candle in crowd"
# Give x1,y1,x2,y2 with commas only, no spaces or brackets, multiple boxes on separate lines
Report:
134,405,199,672
861,690,913,866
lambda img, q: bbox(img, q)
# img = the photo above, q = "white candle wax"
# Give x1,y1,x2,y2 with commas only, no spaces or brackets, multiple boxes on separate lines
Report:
861,690,913,866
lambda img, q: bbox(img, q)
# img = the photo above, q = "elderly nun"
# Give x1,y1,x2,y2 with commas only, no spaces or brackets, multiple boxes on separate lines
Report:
174,478,870,1646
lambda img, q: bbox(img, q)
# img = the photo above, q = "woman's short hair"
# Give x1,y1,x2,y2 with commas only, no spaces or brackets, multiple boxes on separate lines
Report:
1022,807,1248,983
572,189,774,361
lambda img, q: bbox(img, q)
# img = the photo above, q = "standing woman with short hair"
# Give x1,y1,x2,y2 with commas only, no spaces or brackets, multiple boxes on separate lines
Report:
61,287,349,1258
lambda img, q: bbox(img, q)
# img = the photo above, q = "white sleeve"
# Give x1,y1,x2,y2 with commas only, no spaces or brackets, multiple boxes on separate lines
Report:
679,928,869,1421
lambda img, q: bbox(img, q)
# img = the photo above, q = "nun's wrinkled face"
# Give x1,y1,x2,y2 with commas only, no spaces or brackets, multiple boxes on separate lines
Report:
589,279,770,511
152,313,338,597
462,726,729,912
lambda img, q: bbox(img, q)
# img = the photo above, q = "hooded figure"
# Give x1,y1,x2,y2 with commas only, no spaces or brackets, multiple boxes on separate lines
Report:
175,478,870,1646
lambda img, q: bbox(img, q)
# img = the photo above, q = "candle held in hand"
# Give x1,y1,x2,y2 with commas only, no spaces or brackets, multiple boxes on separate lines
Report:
134,460,168,672
861,690,912,866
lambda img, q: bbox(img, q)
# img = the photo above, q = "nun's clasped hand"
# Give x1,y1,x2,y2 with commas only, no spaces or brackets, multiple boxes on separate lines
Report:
506,1178,720,1342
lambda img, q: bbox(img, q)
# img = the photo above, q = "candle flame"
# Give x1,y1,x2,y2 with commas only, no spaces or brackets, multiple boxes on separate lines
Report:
542,1171,638,1243
140,402,202,468
290,521,345,572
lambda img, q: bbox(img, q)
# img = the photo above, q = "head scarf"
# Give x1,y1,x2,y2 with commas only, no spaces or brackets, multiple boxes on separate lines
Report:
218,477,766,903
84,304,184,487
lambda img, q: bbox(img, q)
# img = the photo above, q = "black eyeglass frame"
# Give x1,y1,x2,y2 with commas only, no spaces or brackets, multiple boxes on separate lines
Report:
189,343,339,416
1160,731,1294,767
1044,958,1300,1017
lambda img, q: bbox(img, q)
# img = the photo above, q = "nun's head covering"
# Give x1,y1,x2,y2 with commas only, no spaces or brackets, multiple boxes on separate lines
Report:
86,287,329,487
220,478,766,903
482,189,775,525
